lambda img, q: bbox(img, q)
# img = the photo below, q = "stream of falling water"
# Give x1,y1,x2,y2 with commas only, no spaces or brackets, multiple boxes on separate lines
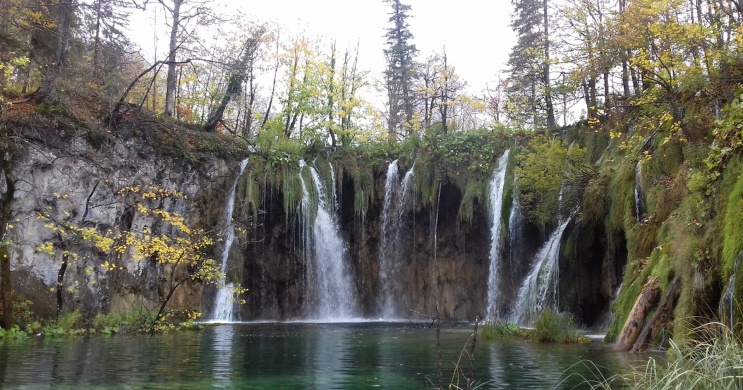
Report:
485,151,511,321
298,160,356,320
211,157,250,322
510,216,573,326
379,160,400,318
635,161,646,222
378,160,415,318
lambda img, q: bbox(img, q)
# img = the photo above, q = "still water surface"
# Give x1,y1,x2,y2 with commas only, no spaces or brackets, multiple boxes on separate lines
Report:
0,322,650,389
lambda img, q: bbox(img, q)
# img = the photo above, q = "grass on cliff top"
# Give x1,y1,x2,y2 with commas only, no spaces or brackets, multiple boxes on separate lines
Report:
5,96,250,163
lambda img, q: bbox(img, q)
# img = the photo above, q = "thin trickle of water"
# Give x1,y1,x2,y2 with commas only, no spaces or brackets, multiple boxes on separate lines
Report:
329,162,339,213
486,151,511,321
298,159,356,320
595,140,612,166
211,157,250,322
597,284,623,330
510,216,573,326
634,161,646,222
720,253,742,330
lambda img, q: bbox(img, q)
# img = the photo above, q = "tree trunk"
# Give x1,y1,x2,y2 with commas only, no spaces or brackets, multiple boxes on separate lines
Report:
93,0,102,79
164,0,182,117
603,70,610,109
629,52,640,95
614,277,660,351
56,252,69,316
242,71,256,137
631,276,682,353
204,37,259,133
326,43,337,147
440,51,449,134
543,0,556,129
261,36,281,130
38,0,76,99
0,121,15,329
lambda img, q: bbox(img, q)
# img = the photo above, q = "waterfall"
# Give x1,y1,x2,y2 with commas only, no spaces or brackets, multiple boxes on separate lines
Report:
507,187,524,271
720,253,742,330
378,160,415,318
506,182,526,314
298,159,356,320
211,157,250,322
379,160,400,318
510,216,573,326
634,161,646,222
485,150,511,321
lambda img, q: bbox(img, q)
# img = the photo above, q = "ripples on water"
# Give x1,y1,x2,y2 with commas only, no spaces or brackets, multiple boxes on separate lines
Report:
0,322,651,389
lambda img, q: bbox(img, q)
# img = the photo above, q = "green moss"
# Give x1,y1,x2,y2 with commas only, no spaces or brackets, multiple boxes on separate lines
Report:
644,137,685,179
627,222,661,264
582,168,611,225
341,154,376,216
722,168,743,273
458,178,486,225
607,161,636,233
410,127,510,218
606,274,643,341
240,170,261,221
561,235,575,261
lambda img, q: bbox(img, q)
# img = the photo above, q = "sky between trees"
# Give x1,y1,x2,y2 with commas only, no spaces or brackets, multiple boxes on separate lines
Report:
127,0,516,105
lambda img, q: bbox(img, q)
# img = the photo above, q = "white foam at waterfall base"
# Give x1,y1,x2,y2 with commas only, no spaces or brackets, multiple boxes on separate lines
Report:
210,283,237,323
211,157,250,323
298,160,356,320
510,217,573,326
485,150,510,321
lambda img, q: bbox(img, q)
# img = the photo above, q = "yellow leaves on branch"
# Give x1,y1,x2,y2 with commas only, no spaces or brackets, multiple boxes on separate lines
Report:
38,184,218,284
36,241,54,256
117,185,184,200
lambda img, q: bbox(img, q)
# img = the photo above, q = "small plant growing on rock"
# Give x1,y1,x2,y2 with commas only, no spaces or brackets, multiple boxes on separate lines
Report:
533,309,579,343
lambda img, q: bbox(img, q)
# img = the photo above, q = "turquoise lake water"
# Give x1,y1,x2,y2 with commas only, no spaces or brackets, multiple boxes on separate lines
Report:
0,322,652,389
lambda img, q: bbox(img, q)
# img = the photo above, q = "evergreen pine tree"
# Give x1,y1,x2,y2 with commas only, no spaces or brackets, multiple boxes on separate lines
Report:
506,0,556,129
383,0,417,142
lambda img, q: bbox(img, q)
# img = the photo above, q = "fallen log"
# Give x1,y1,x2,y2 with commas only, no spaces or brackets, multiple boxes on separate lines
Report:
614,276,660,352
631,275,682,353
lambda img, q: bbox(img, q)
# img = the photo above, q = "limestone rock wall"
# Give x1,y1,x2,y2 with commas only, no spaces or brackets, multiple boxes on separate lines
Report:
9,134,230,320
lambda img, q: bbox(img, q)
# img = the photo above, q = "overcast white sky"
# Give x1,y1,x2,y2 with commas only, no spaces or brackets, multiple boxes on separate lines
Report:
130,0,515,101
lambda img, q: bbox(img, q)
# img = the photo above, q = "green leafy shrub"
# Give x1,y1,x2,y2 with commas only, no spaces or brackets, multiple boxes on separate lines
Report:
481,321,526,340
0,325,29,340
43,310,85,337
515,136,589,229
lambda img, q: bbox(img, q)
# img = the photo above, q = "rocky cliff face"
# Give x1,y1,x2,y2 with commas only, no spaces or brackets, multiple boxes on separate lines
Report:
9,130,230,320
235,164,615,324
238,175,495,320
8,128,619,326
